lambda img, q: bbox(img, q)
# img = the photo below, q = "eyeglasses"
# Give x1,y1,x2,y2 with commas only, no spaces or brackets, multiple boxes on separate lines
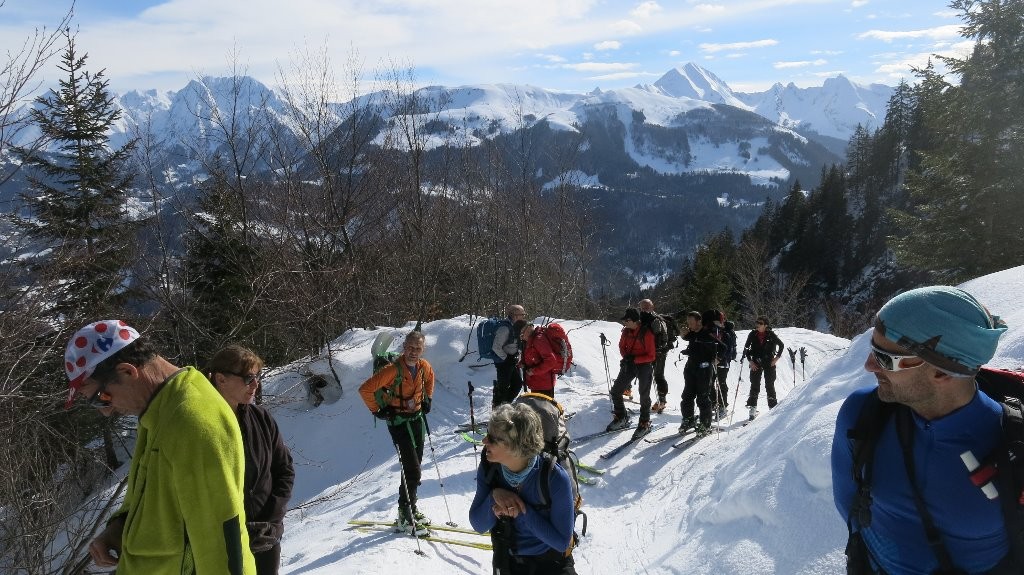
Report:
484,432,506,445
870,343,925,372
87,380,113,408
229,372,262,386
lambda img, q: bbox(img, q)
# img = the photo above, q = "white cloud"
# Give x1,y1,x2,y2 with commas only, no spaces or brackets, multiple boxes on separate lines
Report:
699,39,778,53
694,4,727,14
669,50,681,56
587,71,660,81
773,59,827,69
811,50,843,56
536,53,568,63
851,0,869,7
612,20,644,35
563,62,638,72
858,24,962,43
631,1,662,18
594,40,622,51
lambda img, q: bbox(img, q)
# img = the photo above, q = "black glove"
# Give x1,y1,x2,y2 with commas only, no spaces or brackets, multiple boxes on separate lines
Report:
421,396,432,414
374,407,395,420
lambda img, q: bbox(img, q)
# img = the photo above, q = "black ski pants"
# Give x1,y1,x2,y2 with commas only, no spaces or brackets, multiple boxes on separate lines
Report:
494,356,523,407
611,360,653,422
253,543,281,575
713,365,729,408
388,417,425,510
506,551,578,575
653,351,668,400
681,364,713,427
746,365,778,408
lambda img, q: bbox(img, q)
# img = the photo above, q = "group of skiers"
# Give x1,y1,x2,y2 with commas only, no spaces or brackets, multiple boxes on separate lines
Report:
605,300,786,440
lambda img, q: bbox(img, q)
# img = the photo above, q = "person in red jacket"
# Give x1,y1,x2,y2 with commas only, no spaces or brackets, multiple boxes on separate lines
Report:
519,322,561,398
607,308,657,438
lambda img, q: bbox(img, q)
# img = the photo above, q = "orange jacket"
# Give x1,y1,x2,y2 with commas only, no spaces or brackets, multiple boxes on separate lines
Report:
358,356,435,416
619,326,656,364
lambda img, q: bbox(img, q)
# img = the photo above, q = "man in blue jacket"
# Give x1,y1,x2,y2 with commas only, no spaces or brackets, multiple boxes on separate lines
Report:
831,286,1012,574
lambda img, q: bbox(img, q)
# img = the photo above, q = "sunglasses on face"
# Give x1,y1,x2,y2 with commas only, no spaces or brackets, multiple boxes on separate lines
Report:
870,343,925,372
229,372,262,386
484,432,506,445
87,380,113,408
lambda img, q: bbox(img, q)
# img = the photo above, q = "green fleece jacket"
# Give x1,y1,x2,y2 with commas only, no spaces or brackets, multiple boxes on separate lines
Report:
116,367,256,574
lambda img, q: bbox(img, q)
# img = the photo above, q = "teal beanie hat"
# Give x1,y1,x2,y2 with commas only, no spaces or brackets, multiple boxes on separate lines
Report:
875,286,1006,376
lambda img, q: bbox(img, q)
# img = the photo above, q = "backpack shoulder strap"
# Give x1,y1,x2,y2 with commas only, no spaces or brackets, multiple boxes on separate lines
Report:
992,397,1024,566
846,390,894,531
534,452,555,511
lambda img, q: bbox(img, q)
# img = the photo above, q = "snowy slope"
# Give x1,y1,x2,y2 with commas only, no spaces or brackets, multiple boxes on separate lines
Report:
251,265,1023,574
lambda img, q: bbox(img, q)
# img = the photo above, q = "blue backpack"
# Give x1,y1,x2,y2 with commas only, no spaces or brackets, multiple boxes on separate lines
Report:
477,317,512,362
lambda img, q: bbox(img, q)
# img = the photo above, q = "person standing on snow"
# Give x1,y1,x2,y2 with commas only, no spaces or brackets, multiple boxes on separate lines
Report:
358,330,435,535
679,311,722,435
207,345,295,575
639,299,672,413
606,308,657,438
470,403,578,575
743,316,785,420
519,322,560,399
493,304,528,407
65,320,256,574
831,286,1014,574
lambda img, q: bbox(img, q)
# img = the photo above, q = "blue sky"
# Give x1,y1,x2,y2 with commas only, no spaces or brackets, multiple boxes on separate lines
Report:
0,0,972,95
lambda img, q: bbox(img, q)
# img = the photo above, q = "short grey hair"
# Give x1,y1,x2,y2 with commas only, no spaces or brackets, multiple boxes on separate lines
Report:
489,403,544,459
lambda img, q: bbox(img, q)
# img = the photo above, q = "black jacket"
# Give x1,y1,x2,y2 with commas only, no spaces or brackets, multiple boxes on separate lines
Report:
237,403,295,552
743,329,785,368
681,328,723,369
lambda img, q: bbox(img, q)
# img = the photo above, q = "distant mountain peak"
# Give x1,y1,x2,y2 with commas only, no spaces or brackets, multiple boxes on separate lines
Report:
641,62,750,109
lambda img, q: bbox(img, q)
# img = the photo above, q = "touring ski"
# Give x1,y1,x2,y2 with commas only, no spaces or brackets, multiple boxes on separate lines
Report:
575,461,605,475
599,423,666,460
455,421,488,432
672,431,711,450
348,519,487,537
351,526,492,551
570,423,637,445
644,429,692,444
459,432,483,446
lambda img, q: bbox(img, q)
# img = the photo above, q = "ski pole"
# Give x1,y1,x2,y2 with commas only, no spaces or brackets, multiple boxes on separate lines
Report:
728,357,744,428
467,381,478,453
711,363,722,439
393,442,426,556
458,314,476,362
423,424,458,527
799,347,807,381
599,333,612,394
788,348,797,388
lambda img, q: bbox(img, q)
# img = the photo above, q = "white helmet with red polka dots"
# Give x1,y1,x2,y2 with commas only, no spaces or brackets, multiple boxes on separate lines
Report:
65,320,140,406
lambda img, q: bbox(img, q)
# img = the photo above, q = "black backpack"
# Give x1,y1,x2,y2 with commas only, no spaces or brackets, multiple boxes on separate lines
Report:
844,367,1024,573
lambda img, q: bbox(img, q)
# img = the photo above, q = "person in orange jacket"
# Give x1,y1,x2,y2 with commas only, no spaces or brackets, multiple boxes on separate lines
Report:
519,322,562,399
358,330,435,535
606,308,657,438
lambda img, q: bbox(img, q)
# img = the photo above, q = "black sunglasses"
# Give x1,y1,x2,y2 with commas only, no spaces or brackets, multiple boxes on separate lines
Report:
87,379,113,408
228,372,262,386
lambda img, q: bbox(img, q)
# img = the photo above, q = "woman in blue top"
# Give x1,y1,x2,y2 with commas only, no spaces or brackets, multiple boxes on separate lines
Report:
469,403,577,575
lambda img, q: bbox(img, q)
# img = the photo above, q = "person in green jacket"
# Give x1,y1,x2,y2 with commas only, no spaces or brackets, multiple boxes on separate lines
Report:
64,320,256,574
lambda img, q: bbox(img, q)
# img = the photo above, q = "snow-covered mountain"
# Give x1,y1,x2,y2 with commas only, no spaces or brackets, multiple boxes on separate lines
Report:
638,62,751,109
736,75,894,142
72,265,1024,573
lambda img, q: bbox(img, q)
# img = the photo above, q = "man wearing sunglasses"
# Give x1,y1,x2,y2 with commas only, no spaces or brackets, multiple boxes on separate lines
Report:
64,320,256,575
831,287,1012,575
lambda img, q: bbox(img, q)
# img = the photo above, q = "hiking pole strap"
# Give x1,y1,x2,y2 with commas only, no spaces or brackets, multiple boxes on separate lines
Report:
895,408,962,573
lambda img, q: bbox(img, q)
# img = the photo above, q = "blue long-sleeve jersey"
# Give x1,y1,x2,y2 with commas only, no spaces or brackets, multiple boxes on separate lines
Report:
831,386,1009,574
469,456,575,557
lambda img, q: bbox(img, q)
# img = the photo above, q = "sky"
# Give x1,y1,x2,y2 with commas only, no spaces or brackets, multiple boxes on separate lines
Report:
1,0,975,97
68,265,1024,573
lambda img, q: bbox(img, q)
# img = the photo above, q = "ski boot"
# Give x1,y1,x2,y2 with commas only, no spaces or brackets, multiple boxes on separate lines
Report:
396,507,430,537
631,419,652,440
606,413,631,432
651,396,668,413
748,406,759,421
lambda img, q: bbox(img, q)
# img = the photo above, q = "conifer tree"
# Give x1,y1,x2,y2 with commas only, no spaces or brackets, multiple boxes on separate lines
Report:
12,29,138,318
891,0,1024,280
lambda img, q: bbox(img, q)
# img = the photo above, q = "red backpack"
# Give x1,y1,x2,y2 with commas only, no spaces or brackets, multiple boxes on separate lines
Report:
537,323,573,375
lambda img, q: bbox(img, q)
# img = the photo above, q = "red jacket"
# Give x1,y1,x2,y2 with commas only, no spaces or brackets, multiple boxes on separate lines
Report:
619,326,656,364
520,329,561,392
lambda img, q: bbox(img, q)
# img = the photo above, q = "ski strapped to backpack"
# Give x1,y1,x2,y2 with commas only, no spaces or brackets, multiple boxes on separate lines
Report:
845,367,1024,571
